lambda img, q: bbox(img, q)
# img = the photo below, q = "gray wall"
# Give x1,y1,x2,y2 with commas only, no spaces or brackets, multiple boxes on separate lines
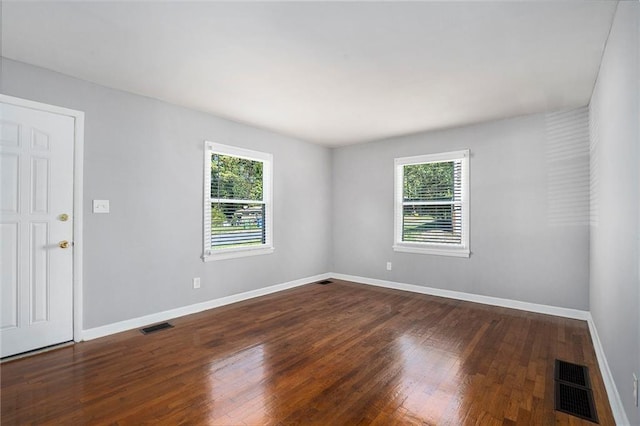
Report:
589,2,640,424
1,58,333,329
332,109,591,310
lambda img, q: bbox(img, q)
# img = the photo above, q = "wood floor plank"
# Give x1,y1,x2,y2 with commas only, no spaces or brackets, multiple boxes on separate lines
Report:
1,280,615,425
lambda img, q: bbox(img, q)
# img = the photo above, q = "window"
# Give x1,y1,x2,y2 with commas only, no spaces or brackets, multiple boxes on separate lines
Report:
203,142,273,261
394,150,469,257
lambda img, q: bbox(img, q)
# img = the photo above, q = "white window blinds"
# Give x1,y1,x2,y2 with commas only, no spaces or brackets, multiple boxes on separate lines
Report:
394,150,469,257
204,142,273,261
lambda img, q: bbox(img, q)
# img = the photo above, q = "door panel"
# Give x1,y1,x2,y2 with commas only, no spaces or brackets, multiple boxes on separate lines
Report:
1,222,19,330
1,153,19,213
0,102,74,357
31,157,49,214
30,221,50,324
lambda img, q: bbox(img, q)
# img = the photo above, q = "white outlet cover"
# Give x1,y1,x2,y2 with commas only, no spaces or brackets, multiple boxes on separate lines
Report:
93,199,110,213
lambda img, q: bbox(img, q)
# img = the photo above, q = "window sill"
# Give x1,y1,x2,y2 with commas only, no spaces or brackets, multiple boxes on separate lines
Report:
203,246,275,261
393,244,470,258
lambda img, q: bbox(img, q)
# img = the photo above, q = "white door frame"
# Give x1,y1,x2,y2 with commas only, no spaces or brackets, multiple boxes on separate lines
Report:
1,94,84,343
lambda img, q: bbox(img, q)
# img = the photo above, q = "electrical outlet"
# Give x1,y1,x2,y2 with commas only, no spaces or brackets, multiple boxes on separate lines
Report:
193,277,201,289
386,262,392,271
634,373,638,407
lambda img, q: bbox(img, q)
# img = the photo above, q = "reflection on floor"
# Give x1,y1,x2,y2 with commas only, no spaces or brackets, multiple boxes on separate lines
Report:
1,280,614,425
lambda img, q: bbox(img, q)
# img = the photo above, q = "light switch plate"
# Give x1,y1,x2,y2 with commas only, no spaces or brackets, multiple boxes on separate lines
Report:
93,200,110,213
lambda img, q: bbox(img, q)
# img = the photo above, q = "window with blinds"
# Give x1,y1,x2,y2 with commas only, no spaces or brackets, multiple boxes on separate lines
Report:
394,150,470,257
203,142,273,261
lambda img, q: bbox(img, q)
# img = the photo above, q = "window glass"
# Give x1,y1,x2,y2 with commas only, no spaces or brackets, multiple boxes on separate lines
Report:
394,150,469,257
204,143,273,261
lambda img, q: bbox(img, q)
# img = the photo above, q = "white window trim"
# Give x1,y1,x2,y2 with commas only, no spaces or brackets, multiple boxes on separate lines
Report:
393,149,470,258
203,141,274,261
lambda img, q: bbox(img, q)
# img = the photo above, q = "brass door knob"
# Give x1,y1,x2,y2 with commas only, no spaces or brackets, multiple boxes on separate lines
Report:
59,240,70,249
59,213,69,222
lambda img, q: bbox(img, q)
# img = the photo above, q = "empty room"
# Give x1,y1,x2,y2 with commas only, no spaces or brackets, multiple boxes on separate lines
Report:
1,1,638,425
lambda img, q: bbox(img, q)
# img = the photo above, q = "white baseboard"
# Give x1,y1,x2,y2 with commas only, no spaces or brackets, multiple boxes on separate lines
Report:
331,273,590,320
331,272,629,424
81,272,331,341
586,314,631,426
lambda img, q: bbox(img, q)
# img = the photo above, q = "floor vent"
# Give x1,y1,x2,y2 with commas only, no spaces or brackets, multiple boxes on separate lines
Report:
555,359,590,387
554,359,598,423
141,322,173,334
317,280,333,285
555,382,598,423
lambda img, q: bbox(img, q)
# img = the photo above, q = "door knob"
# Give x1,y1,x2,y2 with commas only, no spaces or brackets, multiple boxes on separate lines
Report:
59,240,70,249
59,213,69,222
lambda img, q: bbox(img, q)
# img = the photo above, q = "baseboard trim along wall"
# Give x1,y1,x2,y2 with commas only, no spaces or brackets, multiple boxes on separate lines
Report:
331,273,590,320
81,272,331,341
81,271,627,424
586,314,631,426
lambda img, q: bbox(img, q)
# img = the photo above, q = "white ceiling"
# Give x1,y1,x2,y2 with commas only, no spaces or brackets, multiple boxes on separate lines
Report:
1,1,617,146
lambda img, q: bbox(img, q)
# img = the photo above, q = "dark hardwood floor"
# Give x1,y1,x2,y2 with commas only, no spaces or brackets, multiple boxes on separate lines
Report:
1,280,614,425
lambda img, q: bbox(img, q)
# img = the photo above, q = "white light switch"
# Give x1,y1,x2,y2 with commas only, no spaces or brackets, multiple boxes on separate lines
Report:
93,200,110,213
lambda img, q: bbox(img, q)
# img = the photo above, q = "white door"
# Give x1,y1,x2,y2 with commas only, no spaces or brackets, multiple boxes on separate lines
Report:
1,101,75,358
